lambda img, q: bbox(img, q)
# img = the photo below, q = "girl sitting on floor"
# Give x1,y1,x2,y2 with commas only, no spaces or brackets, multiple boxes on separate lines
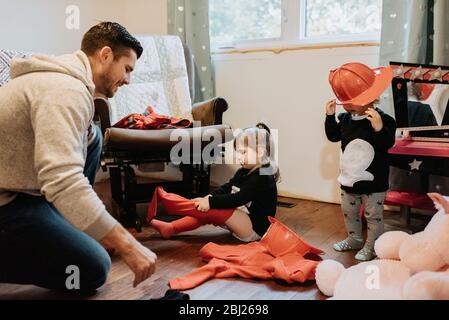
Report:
148,123,280,242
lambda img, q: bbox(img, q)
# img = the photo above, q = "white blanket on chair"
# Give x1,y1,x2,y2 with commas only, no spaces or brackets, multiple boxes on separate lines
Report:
109,36,193,125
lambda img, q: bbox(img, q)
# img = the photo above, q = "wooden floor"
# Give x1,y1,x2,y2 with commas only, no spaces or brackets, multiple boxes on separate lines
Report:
0,180,429,300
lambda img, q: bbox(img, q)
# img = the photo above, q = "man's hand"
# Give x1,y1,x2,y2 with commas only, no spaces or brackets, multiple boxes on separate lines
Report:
100,225,157,288
428,193,449,214
325,99,337,116
120,242,157,287
195,196,211,212
366,108,383,132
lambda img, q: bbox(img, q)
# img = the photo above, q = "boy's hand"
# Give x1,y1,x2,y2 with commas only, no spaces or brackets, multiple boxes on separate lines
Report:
366,108,383,132
428,193,449,213
325,99,337,115
195,196,211,212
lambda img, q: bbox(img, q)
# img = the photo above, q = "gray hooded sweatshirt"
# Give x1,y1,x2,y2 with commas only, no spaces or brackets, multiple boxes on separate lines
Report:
0,50,118,240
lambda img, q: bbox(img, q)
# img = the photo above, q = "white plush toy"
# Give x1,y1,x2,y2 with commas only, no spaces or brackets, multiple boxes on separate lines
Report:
316,193,449,300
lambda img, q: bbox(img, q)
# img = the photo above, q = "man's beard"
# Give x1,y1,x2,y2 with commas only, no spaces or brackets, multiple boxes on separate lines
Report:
99,73,118,98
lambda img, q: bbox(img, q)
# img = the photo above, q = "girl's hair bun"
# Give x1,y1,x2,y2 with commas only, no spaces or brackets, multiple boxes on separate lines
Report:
256,122,271,134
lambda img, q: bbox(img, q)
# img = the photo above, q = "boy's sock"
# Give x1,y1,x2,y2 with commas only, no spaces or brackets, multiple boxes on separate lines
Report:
338,190,364,252
333,237,364,252
363,191,386,258
355,245,377,261
151,217,202,239
364,192,386,248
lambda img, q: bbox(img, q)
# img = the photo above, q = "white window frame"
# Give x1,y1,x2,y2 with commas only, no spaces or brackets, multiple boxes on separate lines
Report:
212,0,382,51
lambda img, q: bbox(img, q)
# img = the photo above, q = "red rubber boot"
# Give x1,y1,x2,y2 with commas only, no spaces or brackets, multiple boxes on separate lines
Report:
147,187,235,226
150,217,203,239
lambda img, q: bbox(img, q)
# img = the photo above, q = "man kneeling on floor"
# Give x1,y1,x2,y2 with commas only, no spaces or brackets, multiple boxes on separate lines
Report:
0,22,157,292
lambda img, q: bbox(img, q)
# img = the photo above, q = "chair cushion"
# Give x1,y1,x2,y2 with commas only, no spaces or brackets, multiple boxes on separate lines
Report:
108,36,194,125
104,124,231,153
0,50,33,87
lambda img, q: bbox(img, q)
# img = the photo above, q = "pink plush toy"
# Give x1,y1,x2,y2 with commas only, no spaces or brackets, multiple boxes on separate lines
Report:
316,193,449,300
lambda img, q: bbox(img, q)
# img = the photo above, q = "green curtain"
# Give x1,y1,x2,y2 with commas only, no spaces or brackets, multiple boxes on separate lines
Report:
380,0,449,66
167,0,214,103
379,0,449,114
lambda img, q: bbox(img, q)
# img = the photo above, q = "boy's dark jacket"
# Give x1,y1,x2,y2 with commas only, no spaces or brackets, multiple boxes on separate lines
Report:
325,108,397,195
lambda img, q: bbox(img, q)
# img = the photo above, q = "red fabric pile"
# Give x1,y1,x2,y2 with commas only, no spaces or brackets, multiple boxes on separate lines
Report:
113,106,192,130
169,217,324,290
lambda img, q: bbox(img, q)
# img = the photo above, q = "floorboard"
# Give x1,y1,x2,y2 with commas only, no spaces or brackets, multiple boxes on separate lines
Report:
0,180,428,300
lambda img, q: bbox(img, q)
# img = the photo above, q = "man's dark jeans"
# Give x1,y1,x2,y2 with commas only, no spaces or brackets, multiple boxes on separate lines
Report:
0,126,111,292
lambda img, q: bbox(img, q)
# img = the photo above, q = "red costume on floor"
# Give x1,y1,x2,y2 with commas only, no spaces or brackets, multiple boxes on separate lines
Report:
147,187,236,238
147,187,324,289
168,217,324,290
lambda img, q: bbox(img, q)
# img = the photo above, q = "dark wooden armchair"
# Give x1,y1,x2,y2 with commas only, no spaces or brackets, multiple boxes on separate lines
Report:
94,36,231,231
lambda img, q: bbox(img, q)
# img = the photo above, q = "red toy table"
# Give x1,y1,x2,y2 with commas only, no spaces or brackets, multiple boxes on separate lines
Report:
387,138,448,225
389,138,449,158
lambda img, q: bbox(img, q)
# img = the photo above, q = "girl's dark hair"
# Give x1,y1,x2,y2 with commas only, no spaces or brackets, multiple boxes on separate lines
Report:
234,122,281,183
81,22,143,59
256,122,271,134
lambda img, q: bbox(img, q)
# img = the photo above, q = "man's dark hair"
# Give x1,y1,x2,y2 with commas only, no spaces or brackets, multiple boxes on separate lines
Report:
81,22,143,59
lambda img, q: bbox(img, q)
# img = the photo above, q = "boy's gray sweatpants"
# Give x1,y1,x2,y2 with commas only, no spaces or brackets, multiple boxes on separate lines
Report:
340,189,386,249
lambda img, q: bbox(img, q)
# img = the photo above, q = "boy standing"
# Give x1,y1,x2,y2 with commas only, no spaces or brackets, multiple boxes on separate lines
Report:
325,62,397,261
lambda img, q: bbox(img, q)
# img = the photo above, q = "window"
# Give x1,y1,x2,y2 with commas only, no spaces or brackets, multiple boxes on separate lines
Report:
302,0,382,39
209,0,283,48
209,0,383,49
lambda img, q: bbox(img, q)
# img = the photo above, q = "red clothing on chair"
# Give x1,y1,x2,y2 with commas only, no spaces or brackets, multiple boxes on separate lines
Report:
169,217,324,290
113,106,192,130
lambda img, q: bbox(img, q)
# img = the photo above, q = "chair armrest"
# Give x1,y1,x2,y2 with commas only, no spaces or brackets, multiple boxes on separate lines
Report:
192,97,229,126
94,97,112,136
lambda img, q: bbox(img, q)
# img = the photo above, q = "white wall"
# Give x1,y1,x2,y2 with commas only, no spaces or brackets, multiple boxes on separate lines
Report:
212,46,381,204
122,0,167,36
0,0,167,54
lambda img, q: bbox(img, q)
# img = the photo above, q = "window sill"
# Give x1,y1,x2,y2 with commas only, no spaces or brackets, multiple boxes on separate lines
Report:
212,40,380,55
